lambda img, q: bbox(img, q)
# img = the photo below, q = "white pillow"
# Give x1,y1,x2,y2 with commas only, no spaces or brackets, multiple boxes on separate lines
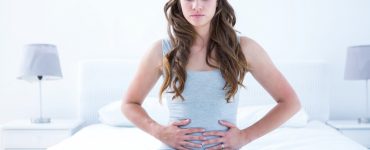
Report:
98,97,169,127
237,104,309,129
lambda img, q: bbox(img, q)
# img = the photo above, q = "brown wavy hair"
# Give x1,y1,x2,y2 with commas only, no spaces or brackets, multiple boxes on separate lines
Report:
159,0,248,103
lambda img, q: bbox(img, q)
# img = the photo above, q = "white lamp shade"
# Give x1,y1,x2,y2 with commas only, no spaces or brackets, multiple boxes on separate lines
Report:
344,45,370,80
18,44,63,81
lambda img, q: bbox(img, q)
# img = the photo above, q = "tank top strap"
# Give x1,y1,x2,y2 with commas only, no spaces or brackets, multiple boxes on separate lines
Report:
237,35,241,43
161,39,172,56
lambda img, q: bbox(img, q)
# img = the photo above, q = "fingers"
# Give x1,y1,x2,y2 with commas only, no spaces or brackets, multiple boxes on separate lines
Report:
203,131,226,137
202,138,223,146
202,131,226,147
218,120,236,128
182,128,205,134
172,119,191,126
173,141,202,149
168,120,208,149
180,141,203,149
205,143,227,150
183,135,206,141
176,146,190,150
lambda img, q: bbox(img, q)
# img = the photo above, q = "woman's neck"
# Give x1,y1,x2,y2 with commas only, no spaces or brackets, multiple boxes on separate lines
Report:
193,23,211,48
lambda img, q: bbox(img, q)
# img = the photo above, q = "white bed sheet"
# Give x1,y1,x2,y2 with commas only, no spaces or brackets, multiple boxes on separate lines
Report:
48,121,367,150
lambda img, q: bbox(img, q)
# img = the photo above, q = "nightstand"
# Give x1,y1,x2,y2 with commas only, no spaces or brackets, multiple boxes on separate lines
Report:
326,120,370,149
1,119,84,150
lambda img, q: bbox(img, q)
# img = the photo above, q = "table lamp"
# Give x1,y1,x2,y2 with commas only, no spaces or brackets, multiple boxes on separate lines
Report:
344,45,370,123
18,44,63,123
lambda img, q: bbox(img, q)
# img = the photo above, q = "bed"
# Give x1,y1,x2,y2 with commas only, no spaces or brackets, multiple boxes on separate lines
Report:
47,59,368,150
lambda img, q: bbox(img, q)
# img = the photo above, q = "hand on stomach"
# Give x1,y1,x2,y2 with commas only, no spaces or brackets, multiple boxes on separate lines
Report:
157,119,207,150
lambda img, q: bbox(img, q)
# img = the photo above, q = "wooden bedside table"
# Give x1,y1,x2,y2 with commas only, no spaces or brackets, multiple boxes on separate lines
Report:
1,119,83,150
326,120,370,149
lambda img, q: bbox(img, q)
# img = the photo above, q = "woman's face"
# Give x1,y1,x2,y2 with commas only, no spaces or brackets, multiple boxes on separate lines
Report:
180,0,218,28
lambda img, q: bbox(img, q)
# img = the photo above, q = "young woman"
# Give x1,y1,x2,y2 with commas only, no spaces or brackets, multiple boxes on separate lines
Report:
122,0,301,149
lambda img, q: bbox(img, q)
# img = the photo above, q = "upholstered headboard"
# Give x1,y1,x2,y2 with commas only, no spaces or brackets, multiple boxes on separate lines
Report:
78,59,329,127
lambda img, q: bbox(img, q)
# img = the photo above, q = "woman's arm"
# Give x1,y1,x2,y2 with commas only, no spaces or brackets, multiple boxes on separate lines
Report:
239,36,301,143
201,37,301,150
121,40,164,137
121,40,205,149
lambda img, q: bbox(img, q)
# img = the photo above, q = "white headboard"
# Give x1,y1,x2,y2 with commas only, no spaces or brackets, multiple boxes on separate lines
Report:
78,59,329,127
78,59,162,127
238,60,330,121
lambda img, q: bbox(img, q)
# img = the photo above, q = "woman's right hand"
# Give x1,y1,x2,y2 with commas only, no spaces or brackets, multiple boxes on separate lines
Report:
157,119,206,150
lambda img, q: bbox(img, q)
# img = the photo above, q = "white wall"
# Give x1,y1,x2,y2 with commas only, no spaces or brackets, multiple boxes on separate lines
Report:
232,0,370,119
1,0,370,124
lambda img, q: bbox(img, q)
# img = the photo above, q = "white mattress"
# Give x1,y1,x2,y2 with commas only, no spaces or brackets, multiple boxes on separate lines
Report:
48,121,367,150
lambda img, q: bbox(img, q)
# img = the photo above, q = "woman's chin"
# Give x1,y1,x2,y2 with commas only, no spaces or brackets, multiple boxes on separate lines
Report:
189,22,210,28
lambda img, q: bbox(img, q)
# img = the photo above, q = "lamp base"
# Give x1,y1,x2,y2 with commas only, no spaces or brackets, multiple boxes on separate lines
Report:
31,117,51,124
357,117,370,124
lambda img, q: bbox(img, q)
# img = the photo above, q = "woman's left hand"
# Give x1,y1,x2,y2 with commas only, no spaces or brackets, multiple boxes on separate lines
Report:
202,120,250,150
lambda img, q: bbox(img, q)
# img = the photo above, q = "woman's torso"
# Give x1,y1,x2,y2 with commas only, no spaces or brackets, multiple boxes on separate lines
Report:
160,39,240,150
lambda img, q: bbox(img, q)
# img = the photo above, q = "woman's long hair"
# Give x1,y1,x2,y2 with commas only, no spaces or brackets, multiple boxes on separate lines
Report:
160,0,248,103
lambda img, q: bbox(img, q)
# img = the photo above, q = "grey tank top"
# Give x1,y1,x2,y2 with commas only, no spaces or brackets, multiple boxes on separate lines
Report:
159,38,240,150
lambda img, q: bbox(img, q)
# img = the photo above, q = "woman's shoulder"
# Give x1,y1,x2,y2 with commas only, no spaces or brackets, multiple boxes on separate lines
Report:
239,35,265,52
148,39,163,55
144,39,163,63
145,38,172,60
238,35,271,70
239,35,257,48
148,38,169,54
